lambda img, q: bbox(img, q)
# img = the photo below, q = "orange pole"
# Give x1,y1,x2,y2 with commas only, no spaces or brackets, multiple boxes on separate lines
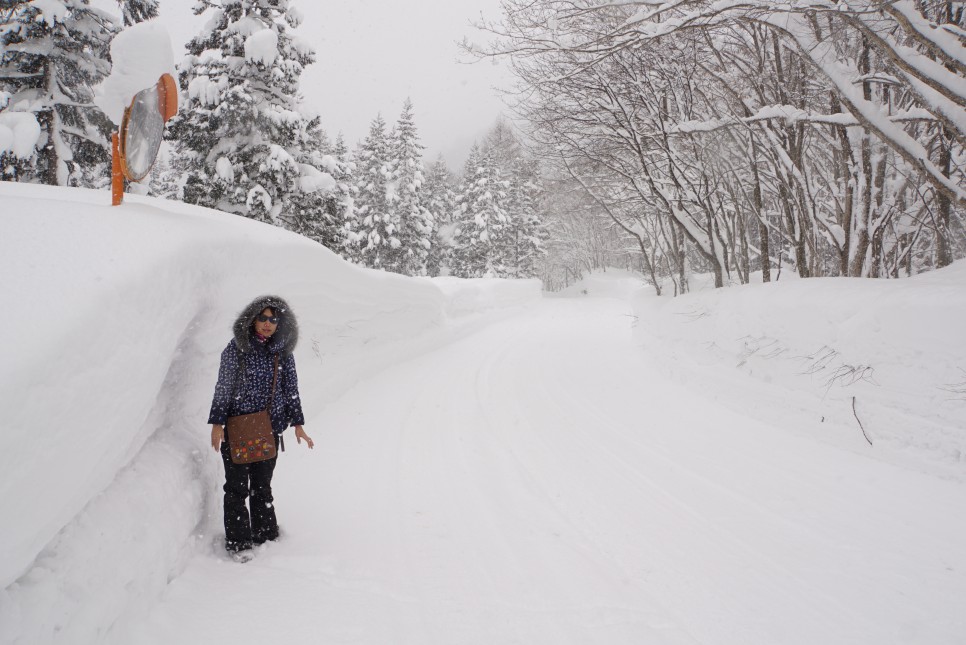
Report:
111,132,123,206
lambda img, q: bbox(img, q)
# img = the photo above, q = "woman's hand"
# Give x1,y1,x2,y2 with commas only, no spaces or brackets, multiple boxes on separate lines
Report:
294,425,314,449
211,424,224,451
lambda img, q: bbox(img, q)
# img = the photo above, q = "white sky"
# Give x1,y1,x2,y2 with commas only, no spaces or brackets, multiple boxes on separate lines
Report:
145,0,513,170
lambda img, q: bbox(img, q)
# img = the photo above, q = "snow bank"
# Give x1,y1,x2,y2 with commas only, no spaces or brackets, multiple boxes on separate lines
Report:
0,183,538,644
632,268,966,479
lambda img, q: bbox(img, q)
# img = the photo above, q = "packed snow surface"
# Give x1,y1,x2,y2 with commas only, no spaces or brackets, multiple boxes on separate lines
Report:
1,184,964,645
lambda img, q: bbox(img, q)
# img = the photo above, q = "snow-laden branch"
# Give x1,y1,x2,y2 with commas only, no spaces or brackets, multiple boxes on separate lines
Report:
671,104,937,132
485,0,966,205
783,18,966,205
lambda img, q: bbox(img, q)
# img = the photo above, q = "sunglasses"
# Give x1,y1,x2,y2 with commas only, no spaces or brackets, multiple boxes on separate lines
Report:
256,315,279,324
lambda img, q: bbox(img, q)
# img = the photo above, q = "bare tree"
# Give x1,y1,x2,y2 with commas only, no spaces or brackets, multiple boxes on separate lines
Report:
469,0,964,288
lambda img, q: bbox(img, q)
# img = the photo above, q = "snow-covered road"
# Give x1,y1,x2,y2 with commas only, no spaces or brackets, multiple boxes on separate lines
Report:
132,297,966,645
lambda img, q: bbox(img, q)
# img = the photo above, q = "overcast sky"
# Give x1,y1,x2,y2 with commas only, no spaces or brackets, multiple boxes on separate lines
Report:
148,0,513,169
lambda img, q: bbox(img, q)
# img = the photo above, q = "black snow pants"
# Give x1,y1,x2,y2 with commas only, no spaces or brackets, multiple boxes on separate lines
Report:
220,438,279,552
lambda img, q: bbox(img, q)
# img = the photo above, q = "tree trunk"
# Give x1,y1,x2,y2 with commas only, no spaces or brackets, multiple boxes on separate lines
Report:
749,148,771,282
850,39,874,277
40,60,59,186
936,126,953,268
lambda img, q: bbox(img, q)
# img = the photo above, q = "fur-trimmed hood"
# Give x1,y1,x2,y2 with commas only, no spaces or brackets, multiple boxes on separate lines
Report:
233,295,299,356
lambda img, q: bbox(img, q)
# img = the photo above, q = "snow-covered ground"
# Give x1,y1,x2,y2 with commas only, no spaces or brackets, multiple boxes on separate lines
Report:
634,265,966,481
1,184,964,644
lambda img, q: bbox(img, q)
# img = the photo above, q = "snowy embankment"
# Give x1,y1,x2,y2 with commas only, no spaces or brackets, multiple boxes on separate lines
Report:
0,182,538,644
629,266,966,480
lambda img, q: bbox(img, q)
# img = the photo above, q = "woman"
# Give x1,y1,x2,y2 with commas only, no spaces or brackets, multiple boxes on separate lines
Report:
208,295,313,561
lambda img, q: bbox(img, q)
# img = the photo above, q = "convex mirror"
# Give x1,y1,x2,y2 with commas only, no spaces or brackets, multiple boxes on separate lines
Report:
118,74,177,181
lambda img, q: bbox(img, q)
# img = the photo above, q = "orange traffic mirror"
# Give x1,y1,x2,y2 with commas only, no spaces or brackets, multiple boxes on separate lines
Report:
113,73,178,205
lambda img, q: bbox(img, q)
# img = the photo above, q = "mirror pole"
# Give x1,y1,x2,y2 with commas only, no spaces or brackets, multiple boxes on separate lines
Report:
111,132,124,206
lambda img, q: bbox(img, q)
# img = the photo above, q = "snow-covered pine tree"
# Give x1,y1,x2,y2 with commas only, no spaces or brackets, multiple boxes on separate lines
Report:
0,0,118,186
147,144,180,198
483,118,522,172
501,156,546,278
451,143,510,278
166,0,314,224
479,121,546,277
347,114,400,269
333,132,348,162
118,0,159,26
307,119,332,155
423,154,456,276
331,132,359,261
287,111,352,251
391,98,434,275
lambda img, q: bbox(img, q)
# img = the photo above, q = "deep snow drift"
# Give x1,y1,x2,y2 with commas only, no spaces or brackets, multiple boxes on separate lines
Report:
632,265,966,481
1,183,964,645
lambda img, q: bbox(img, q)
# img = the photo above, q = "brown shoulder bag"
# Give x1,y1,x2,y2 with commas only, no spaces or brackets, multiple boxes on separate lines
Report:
226,355,279,464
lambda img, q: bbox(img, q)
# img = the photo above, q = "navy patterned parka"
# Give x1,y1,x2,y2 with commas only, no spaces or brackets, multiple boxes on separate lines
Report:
208,295,305,552
208,295,305,436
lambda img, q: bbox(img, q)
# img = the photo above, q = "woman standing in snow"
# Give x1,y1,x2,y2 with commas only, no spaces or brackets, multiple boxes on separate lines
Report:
208,295,313,561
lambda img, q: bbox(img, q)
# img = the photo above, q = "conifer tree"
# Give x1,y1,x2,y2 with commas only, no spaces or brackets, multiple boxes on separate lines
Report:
391,99,434,275
450,122,547,278
501,156,546,278
287,113,351,250
311,121,331,154
119,0,159,26
481,121,546,277
484,119,522,172
452,144,510,278
333,132,349,162
166,0,314,224
148,145,179,198
0,0,118,186
423,155,457,276
331,132,359,260
348,114,399,269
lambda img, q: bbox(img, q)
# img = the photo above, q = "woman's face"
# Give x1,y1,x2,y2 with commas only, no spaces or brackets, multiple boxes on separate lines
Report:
254,308,279,338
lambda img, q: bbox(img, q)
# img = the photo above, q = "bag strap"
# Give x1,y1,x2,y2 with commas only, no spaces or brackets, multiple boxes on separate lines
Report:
268,355,282,449
269,354,279,401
